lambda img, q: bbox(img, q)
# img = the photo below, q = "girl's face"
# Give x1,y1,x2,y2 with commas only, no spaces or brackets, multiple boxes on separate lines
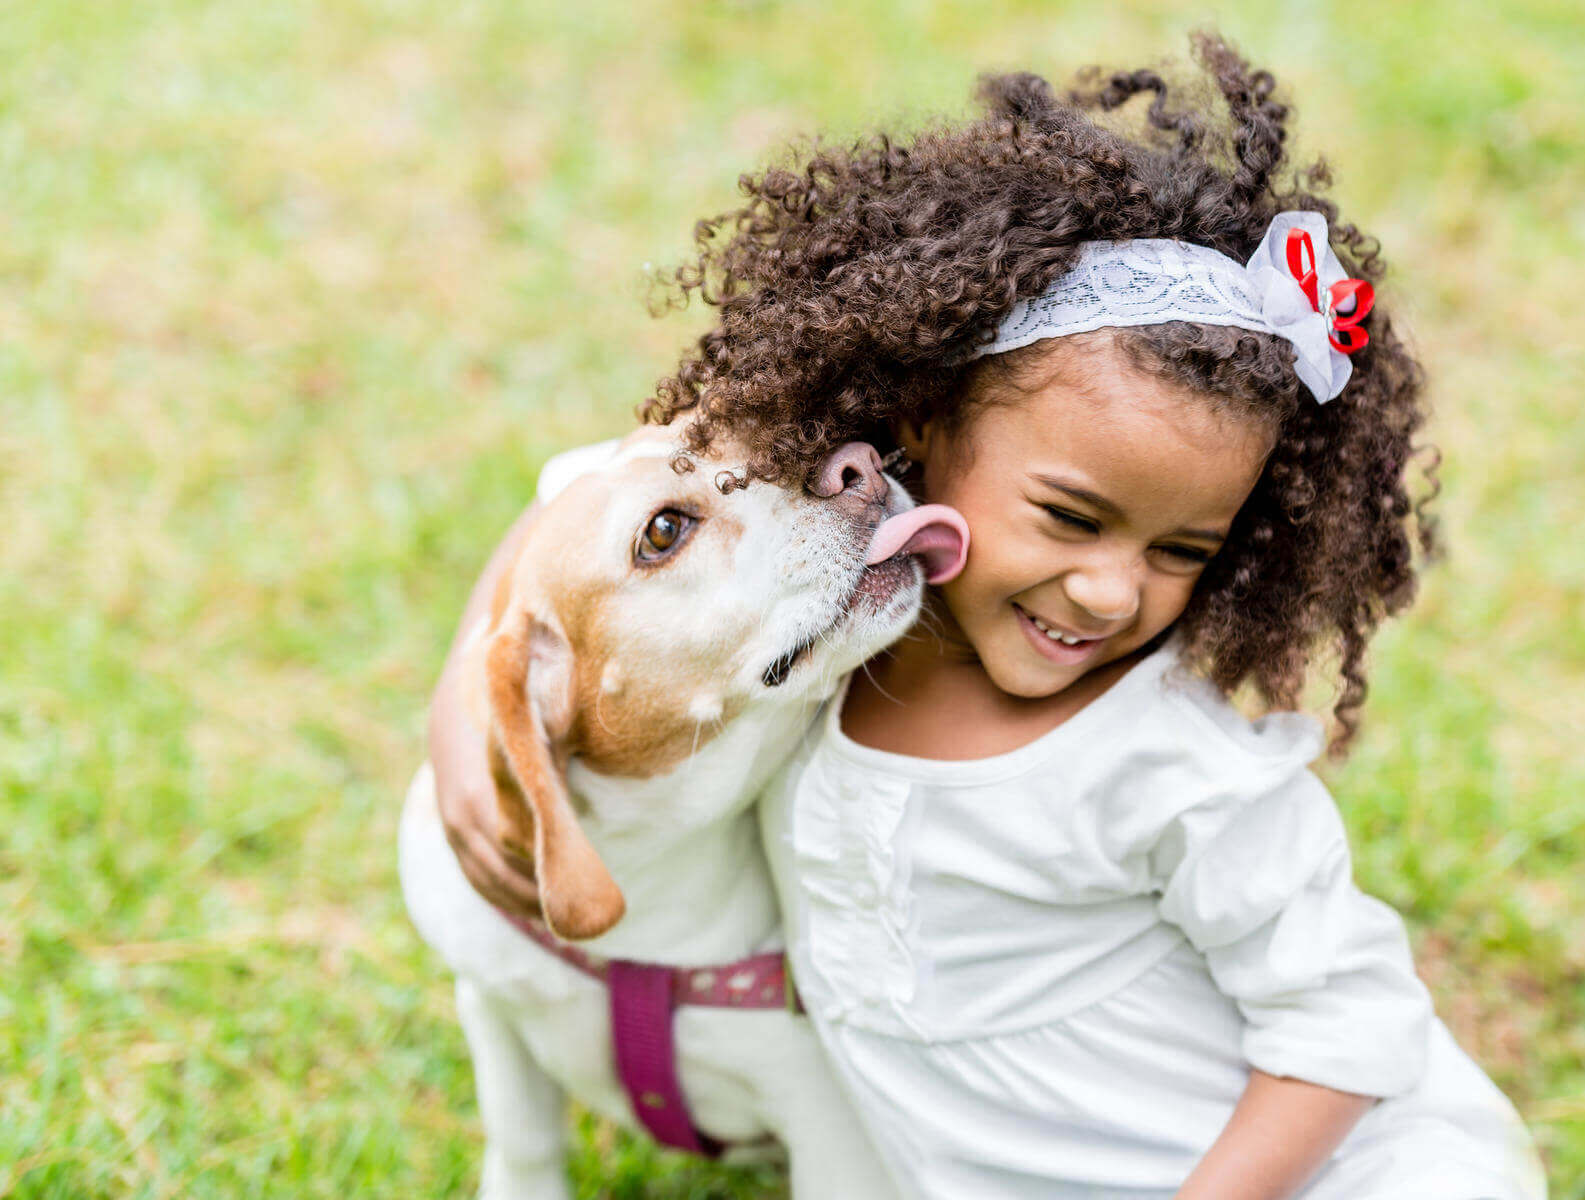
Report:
901,336,1275,699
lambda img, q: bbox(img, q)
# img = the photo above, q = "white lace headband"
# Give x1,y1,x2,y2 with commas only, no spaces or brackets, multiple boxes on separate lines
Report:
965,210,1376,404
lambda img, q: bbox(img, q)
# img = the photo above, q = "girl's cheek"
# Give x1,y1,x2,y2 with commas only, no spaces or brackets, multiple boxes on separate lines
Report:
1152,577,1201,630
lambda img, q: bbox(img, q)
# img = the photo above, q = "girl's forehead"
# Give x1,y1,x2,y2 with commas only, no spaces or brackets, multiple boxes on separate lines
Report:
960,349,1273,517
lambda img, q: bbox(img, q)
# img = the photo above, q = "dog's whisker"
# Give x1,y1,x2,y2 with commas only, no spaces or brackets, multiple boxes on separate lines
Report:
915,605,948,642
857,656,905,707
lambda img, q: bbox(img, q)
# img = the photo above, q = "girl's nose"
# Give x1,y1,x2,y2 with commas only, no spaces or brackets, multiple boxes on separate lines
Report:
809,442,889,505
1062,561,1141,625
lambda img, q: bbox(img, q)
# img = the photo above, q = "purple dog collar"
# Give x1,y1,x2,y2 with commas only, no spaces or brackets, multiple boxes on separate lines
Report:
501,910,801,1156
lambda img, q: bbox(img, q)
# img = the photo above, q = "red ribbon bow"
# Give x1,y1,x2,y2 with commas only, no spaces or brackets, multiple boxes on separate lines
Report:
1284,228,1375,354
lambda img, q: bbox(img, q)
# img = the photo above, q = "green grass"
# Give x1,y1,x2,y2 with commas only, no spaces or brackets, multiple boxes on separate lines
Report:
2,1,1582,1195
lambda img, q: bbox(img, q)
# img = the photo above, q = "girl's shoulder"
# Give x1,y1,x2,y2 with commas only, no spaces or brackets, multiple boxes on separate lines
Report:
1059,642,1330,833
1026,640,1326,781
1151,649,1326,781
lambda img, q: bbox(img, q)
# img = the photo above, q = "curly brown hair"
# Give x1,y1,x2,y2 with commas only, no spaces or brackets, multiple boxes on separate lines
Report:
641,32,1438,752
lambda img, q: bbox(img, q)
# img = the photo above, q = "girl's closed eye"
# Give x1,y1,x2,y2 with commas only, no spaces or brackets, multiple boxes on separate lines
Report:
1042,505,1099,534
1153,542,1215,566
1040,504,1218,566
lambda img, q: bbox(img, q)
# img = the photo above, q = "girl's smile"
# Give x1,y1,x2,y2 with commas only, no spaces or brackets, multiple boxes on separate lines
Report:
1012,602,1110,667
896,333,1276,707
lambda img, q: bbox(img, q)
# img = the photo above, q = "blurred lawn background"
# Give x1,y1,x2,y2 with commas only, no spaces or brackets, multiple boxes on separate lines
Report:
2,0,1582,1196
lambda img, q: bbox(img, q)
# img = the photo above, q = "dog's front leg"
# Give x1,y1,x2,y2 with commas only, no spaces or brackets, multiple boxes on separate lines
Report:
456,978,570,1200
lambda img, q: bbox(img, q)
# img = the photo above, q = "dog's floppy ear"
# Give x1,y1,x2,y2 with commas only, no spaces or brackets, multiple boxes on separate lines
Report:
485,613,626,940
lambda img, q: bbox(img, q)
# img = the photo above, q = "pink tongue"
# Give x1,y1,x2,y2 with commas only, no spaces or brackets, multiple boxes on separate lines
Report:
864,504,970,584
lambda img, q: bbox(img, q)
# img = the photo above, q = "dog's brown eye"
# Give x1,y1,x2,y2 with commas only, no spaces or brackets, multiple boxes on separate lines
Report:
637,510,691,562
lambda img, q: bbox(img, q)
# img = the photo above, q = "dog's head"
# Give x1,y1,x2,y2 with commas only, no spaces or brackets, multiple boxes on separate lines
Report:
477,424,966,940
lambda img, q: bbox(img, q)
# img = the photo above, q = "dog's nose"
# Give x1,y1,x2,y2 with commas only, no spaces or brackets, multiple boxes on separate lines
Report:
809,442,890,505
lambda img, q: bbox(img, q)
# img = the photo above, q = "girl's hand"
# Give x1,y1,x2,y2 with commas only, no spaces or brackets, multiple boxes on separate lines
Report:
1173,1070,1375,1200
425,502,544,919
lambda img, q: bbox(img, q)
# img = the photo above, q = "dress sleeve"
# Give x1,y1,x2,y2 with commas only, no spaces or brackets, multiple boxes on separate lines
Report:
1149,711,1432,1098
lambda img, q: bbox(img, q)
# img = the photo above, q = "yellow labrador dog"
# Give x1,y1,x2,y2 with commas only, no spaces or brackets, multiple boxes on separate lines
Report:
400,424,967,1198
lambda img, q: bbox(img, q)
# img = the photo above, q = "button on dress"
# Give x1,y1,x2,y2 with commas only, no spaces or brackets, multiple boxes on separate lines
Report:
759,644,1546,1199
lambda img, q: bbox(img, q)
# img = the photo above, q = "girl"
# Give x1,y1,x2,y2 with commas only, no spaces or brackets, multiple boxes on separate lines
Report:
429,34,1546,1198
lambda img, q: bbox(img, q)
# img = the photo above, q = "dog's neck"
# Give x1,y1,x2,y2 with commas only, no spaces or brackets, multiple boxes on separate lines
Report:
562,695,825,965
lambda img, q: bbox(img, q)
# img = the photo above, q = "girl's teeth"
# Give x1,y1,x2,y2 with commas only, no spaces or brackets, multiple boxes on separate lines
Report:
1030,614,1088,646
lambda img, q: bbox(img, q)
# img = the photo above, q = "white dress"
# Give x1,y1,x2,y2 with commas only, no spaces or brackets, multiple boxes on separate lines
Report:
758,642,1546,1199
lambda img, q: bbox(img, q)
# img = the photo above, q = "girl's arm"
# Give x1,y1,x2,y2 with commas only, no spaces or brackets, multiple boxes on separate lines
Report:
426,502,544,917
1174,1070,1374,1200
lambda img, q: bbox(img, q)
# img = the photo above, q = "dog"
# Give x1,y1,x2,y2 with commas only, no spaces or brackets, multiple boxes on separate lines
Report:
400,423,968,1198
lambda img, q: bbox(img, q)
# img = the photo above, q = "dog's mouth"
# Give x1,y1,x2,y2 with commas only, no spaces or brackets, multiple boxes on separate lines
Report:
760,557,917,688
760,504,969,689
762,637,816,688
